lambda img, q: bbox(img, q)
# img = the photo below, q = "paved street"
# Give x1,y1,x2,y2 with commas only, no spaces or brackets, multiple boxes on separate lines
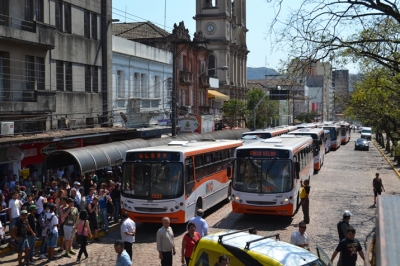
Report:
1,131,400,266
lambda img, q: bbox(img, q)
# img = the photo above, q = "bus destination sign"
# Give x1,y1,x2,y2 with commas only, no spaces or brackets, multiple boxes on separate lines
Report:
126,152,180,162
236,149,289,159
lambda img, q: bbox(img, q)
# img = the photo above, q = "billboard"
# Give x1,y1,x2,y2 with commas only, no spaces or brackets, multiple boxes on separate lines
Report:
269,90,289,100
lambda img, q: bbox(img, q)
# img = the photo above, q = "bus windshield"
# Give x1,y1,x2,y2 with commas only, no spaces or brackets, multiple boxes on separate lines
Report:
233,159,292,193
122,162,184,200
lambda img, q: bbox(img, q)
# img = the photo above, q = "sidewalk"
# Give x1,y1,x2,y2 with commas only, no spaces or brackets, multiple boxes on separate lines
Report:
372,138,400,179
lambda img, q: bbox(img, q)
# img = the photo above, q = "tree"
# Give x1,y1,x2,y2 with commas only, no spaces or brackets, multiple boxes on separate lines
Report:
295,111,319,123
246,88,279,129
221,100,248,129
269,1,400,74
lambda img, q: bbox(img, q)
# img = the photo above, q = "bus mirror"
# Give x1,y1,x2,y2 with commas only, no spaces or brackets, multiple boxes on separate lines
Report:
227,166,232,178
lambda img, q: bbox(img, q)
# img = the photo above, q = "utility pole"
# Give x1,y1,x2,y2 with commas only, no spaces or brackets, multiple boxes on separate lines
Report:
171,43,177,136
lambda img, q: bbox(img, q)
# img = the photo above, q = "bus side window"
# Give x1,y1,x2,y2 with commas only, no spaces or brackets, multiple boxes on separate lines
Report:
204,153,213,176
213,151,221,162
185,158,195,196
195,155,204,181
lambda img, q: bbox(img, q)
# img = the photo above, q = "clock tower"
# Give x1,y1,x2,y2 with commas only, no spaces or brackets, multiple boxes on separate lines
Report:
194,0,249,102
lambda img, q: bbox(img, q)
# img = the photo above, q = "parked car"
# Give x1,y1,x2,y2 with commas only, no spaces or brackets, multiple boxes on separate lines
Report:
189,230,330,266
360,127,372,140
355,138,370,151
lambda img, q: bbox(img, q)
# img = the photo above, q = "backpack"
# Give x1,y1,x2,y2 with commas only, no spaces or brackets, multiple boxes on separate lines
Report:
38,211,47,230
42,214,55,237
337,220,349,241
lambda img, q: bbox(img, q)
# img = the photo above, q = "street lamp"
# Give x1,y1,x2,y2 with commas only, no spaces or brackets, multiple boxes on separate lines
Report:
171,66,228,136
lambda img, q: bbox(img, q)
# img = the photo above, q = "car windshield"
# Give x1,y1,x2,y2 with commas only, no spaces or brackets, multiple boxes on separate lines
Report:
122,162,183,200
233,159,292,193
361,129,371,134
356,139,367,143
303,258,326,266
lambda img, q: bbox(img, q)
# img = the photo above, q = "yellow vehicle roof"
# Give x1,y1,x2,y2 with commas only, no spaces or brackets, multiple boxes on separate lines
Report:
191,231,322,266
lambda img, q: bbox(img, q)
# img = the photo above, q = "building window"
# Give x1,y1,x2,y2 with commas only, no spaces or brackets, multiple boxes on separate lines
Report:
65,62,72,91
64,3,71,34
133,72,140,97
141,74,147,98
55,1,63,31
36,57,45,90
91,12,97,40
154,75,160,98
26,56,35,91
85,65,91,92
35,0,43,22
208,55,216,76
56,60,64,91
25,0,33,21
84,10,90,38
117,70,124,98
92,66,98,93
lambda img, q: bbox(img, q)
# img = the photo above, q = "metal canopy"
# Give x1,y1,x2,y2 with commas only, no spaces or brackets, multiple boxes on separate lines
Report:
45,129,249,173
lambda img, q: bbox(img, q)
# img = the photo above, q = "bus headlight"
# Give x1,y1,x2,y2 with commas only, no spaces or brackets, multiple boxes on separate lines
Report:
175,205,179,209
284,198,289,202
235,196,240,201
170,208,174,212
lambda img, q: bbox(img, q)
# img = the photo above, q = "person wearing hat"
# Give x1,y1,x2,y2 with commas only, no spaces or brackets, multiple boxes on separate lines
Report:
27,205,38,264
71,181,82,203
10,209,36,266
187,209,209,237
336,210,352,266
337,210,352,242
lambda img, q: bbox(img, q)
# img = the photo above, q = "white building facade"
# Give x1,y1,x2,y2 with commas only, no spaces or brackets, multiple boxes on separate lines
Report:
112,36,173,128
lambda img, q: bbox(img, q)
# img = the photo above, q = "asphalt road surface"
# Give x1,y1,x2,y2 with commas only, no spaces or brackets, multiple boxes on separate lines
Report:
2,132,400,266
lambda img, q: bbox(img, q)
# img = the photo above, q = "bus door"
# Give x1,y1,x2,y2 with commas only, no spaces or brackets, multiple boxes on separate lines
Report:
185,157,195,197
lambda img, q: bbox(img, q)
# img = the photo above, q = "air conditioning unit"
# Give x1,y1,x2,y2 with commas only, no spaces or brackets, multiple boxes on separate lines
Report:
1,122,14,136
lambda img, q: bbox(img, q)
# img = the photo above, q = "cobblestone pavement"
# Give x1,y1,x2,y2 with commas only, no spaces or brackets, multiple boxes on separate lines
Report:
1,132,399,266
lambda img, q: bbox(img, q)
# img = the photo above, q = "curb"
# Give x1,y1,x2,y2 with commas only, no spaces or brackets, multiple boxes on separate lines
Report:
372,140,400,179
0,223,120,256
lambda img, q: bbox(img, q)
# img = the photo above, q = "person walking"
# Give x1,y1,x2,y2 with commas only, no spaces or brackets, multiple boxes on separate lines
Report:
10,209,36,266
337,210,352,241
373,173,385,205
87,196,100,241
27,205,38,264
156,217,176,266
38,203,50,259
187,209,209,237
120,212,136,260
331,226,365,266
98,189,112,232
114,239,132,266
181,222,200,266
74,210,92,263
62,198,79,258
290,221,310,250
299,179,310,224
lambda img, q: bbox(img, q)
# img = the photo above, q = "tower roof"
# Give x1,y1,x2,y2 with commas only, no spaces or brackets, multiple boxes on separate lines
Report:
112,22,170,40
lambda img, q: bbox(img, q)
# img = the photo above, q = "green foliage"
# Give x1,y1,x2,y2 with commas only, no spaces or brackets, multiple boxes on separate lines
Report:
221,100,248,128
295,111,319,123
246,88,279,129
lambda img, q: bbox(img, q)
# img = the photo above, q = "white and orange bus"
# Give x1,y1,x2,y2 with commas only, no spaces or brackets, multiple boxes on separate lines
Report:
288,128,325,171
340,122,351,144
121,140,242,223
321,124,342,150
230,135,314,216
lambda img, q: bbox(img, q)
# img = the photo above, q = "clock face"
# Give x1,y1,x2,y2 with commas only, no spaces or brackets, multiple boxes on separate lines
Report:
206,23,215,33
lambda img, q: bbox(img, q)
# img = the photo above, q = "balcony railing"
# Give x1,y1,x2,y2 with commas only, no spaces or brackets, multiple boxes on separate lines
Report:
179,71,193,85
199,75,210,88
0,90,37,102
0,15,36,33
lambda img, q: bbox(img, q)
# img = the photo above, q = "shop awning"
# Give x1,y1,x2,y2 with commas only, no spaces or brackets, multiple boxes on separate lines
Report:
208,90,230,101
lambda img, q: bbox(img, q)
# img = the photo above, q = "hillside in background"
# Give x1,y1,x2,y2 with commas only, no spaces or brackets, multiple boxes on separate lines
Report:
247,67,279,80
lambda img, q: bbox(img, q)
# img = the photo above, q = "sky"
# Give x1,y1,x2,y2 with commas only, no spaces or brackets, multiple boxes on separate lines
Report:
111,0,288,71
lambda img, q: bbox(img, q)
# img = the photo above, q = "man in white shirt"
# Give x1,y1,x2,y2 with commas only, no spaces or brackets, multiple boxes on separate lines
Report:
188,209,209,237
8,191,22,235
290,221,310,250
120,212,136,260
156,217,175,266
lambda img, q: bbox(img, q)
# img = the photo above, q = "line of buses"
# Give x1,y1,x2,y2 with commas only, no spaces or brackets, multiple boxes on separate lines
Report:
120,122,352,223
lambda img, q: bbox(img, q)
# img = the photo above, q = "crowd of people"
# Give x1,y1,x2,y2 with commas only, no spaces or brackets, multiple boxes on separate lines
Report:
0,167,122,265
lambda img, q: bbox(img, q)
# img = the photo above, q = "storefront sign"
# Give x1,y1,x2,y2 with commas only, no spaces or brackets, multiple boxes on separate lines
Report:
7,146,24,162
21,139,82,167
